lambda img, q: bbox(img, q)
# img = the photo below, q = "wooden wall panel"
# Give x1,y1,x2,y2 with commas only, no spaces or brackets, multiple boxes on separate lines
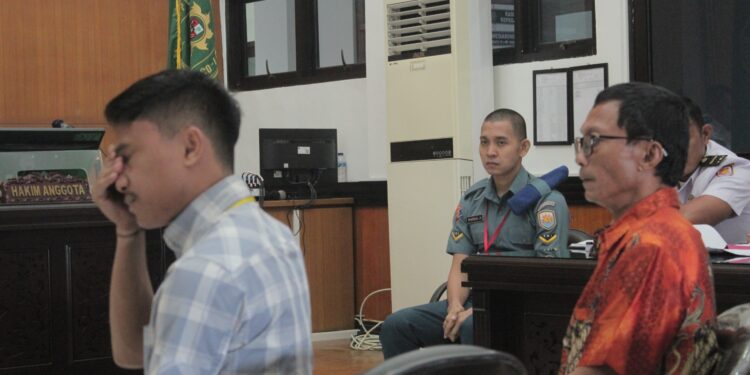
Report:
0,0,168,128
0,0,223,153
262,199,356,332
301,206,355,331
569,204,612,236
354,207,392,321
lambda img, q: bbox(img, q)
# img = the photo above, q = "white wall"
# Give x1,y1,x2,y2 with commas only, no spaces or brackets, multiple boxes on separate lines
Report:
223,0,629,181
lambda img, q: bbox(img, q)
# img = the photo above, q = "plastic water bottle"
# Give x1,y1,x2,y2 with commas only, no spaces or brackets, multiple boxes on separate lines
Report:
337,152,347,182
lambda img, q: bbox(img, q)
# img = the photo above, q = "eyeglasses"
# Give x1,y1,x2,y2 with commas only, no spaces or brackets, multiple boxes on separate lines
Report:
574,134,668,159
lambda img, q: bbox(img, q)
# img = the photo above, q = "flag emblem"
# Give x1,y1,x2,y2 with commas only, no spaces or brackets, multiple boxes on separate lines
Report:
168,0,218,78
189,2,213,51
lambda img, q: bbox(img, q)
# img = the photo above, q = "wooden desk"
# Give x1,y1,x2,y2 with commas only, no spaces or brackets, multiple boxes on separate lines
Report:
462,256,750,374
0,204,167,375
262,198,355,332
0,198,355,374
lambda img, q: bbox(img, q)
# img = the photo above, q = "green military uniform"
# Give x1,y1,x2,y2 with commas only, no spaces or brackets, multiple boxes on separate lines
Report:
447,167,569,257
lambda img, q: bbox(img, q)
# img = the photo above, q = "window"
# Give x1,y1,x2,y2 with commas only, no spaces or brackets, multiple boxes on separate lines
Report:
492,0,596,65
227,0,366,91
630,0,750,155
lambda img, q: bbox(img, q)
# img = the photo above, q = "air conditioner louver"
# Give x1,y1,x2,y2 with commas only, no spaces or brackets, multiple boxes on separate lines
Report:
387,0,451,61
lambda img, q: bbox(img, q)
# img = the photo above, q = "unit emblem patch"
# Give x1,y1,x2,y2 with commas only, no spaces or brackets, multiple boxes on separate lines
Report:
538,210,556,231
717,164,734,177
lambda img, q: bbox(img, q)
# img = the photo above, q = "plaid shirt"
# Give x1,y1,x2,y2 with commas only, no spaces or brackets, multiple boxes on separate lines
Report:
143,176,312,374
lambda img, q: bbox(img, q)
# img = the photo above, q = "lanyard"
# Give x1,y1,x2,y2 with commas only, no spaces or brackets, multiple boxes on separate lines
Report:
229,196,256,210
483,203,511,253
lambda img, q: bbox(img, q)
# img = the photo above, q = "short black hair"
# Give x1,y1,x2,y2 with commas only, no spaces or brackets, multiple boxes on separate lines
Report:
105,69,241,170
483,108,527,140
682,96,705,130
594,82,688,187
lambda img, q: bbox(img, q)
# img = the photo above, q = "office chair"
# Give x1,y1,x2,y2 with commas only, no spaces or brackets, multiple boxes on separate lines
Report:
713,303,750,375
429,282,448,303
568,228,593,244
362,344,527,375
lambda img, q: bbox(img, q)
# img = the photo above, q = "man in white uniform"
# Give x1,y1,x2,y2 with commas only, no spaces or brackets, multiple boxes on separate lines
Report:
679,98,750,244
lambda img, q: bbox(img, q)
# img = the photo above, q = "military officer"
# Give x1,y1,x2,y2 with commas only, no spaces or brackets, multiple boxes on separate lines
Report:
448,169,569,258
679,98,750,244
380,108,570,359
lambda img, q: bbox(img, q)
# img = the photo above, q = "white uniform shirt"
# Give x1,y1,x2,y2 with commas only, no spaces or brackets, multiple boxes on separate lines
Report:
678,140,750,244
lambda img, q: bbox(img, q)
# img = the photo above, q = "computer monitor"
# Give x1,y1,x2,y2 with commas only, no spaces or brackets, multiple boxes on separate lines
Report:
259,128,337,199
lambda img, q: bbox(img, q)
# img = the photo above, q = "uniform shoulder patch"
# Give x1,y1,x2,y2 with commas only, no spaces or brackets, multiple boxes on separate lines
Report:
700,154,727,167
454,203,462,223
539,233,558,245
537,200,557,211
537,210,557,231
717,164,734,177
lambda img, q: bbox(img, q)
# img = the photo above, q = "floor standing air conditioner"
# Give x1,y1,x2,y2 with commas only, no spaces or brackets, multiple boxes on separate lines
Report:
385,0,493,310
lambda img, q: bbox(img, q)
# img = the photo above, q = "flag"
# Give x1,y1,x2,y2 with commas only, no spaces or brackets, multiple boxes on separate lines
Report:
167,0,219,79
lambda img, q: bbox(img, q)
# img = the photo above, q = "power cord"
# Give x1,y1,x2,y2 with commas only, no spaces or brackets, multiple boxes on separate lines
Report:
350,288,391,351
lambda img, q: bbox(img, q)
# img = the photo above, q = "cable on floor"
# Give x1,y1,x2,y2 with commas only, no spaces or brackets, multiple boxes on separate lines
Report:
350,288,391,351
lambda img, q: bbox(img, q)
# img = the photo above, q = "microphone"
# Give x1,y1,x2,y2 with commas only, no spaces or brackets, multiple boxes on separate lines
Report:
507,165,569,215
51,119,74,128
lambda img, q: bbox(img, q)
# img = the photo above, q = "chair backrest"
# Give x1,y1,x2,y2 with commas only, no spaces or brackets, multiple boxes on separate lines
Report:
567,228,593,245
713,303,750,375
429,281,448,303
362,344,527,375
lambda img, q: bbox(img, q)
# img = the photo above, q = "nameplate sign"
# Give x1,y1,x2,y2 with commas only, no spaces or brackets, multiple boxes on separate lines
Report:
0,169,91,204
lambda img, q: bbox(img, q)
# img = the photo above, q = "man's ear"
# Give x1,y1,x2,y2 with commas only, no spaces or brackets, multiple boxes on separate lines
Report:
641,141,665,169
181,125,204,167
700,123,713,143
518,138,531,157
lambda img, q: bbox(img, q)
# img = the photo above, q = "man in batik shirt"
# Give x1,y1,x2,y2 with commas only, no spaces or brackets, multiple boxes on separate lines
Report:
560,82,720,374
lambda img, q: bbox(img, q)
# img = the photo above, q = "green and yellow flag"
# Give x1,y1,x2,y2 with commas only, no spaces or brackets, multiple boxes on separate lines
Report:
167,0,219,79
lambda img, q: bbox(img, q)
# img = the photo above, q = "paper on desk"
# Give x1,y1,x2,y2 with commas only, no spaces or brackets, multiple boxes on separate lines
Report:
723,256,750,264
724,243,750,257
694,224,727,251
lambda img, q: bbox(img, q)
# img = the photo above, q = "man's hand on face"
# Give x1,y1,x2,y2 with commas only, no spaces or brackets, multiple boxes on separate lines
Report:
92,144,139,235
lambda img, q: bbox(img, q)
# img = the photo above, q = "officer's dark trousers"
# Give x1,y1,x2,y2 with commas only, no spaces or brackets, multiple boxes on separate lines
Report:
379,299,473,359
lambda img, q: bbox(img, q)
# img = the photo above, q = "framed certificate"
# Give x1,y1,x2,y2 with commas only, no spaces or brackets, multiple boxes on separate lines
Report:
532,63,609,145
533,69,570,145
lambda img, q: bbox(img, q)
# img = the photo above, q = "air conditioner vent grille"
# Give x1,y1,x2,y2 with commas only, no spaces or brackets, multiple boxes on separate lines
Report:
387,0,451,61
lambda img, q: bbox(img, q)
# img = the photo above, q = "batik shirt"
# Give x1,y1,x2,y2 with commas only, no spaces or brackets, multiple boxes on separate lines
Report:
144,176,312,374
559,188,720,374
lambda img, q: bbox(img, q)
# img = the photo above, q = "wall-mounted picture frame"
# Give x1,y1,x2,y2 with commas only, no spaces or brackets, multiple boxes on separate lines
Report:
532,63,608,145
571,63,608,136
533,68,570,145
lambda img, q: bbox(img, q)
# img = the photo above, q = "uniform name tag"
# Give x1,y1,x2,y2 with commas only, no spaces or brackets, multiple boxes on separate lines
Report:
467,215,483,223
